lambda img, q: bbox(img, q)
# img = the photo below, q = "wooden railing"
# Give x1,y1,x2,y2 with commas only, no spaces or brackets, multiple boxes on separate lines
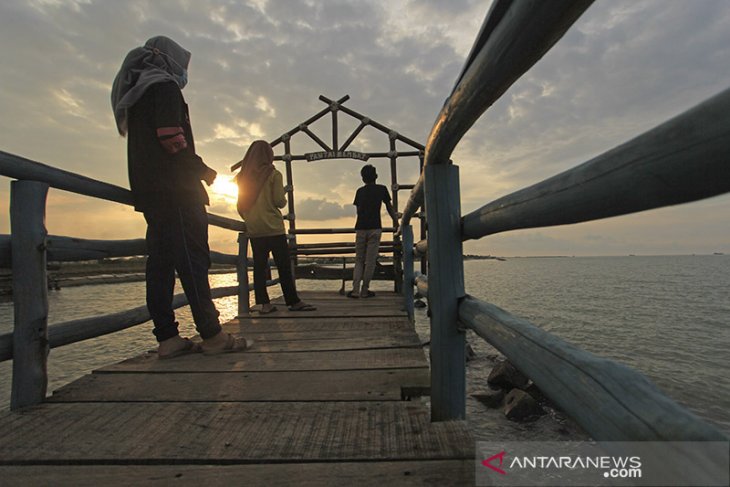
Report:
0,151,266,410
0,148,407,411
399,0,729,443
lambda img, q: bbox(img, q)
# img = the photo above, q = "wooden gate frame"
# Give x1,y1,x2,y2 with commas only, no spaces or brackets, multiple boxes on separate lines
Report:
232,95,427,288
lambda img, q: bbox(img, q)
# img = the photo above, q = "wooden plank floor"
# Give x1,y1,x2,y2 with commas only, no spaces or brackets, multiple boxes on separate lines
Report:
0,291,474,485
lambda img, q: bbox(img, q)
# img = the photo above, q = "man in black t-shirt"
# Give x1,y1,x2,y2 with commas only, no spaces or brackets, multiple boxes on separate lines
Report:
348,165,397,298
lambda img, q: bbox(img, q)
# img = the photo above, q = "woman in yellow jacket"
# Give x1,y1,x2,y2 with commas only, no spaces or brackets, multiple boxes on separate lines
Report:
236,140,315,313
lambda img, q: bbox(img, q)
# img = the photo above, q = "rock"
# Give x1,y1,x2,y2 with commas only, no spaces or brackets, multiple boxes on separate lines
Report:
524,382,547,403
413,299,427,309
487,361,529,390
465,343,476,362
472,388,505,409
503,389,545,422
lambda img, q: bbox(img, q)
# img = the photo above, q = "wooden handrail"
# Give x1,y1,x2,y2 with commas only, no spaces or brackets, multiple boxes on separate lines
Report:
458,295,728,441
407,272,728,441
293,247,395,256
461,87,730,239
294,241,396,249
0,235,238,267
291,227,397,235
0,150,246,233
400,0,593,226
0,280,279,363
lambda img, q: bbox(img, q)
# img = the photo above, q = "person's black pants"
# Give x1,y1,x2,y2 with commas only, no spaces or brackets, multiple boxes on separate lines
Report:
250,234,299,306
143,205,221,342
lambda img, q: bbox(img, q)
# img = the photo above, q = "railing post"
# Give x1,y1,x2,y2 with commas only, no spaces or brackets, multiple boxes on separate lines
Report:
402,224,415,323
424,164,465,421
10,180,49,410
237,232,250,317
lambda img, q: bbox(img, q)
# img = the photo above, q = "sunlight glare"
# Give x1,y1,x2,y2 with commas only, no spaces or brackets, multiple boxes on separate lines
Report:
210,177,239,202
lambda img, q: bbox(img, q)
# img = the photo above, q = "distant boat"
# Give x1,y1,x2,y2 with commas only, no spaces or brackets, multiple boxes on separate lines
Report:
713,252,724,255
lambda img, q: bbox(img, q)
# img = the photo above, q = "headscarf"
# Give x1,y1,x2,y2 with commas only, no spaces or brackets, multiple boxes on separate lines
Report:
111,36,191,136
235,140,275,216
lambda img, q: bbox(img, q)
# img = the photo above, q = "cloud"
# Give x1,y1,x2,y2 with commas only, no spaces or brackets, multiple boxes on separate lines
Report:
1,0,729,256
296,197,351,221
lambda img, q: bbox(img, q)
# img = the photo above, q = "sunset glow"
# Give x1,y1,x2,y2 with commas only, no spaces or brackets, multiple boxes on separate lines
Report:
1,1,729,256
210,177,239,202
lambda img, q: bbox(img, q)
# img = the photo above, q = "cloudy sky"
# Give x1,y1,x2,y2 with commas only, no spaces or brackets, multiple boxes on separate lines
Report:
1,0,729,257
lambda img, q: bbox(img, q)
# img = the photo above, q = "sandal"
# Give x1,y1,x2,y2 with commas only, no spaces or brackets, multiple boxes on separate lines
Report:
158,337,201,360
202,333,254,356
289,301,317,312
346,291,359,299
360,291,376,299
259,304,278,314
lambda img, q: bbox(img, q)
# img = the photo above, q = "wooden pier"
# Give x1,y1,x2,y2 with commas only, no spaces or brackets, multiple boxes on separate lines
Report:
2,2,729,485
0,291,474,485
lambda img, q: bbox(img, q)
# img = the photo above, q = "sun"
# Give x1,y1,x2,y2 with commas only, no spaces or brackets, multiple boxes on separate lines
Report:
209,177,239,202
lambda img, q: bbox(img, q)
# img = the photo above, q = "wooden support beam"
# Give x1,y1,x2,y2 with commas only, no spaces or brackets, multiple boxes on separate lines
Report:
10,181,49,410
267,95,349,150
237,233,250,317
339,120,367,151
283,138,298,270
301,126,331,152
295,241,397,250
293,247,395,256
424,164,465,421
402,225,415,323
292,227,396,235
319,94,425,151
331,105,339,151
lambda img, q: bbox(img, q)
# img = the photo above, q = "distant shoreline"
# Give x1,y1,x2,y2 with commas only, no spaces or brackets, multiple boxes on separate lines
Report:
0,259,236,296
1,253,726,295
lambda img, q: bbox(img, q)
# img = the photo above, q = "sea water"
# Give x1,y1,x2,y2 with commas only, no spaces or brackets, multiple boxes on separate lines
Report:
458,255,730,440
0,255,728,439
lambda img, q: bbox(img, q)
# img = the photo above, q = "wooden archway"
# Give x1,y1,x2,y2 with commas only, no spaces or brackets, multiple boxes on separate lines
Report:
233,95,426,289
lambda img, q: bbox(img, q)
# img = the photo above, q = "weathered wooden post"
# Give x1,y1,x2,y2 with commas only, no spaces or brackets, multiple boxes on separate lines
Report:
424,164,465,421
402,224,415,323
389,132,403,293
10,180,50,410
237,232,250,317
282,137,298,274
